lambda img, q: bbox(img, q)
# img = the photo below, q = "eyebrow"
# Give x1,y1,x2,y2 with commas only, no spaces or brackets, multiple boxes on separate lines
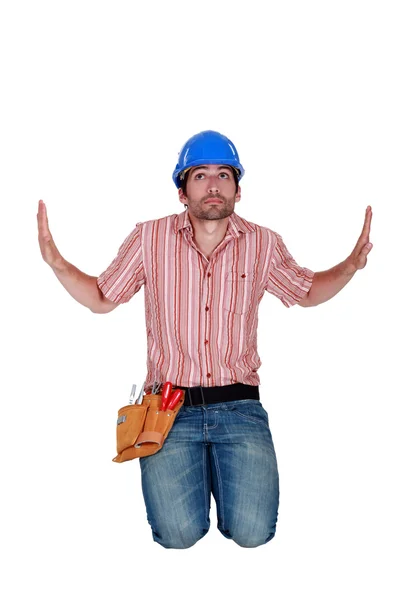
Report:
190,166,232,174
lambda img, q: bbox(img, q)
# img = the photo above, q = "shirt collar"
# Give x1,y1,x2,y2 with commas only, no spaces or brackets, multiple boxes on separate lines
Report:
174,209,255,239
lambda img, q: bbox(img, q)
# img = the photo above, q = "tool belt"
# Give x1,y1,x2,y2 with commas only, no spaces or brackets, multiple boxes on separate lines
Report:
112,389,185,463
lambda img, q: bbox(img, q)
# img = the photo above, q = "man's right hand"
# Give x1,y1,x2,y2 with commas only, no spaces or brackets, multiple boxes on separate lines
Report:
36,199,118,313
37,200,64,270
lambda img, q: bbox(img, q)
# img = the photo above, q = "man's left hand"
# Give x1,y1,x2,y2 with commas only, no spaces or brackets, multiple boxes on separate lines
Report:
346,206,373,273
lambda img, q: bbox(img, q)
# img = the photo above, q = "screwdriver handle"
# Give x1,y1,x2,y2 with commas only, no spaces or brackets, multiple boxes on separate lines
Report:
161,382,173,411
166,389,184,411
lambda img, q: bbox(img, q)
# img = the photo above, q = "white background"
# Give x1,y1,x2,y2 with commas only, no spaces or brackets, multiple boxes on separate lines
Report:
1,1,399,598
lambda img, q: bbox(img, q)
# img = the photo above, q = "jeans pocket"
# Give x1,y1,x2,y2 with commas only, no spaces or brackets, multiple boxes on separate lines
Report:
173,407,193,420
231,401,269,426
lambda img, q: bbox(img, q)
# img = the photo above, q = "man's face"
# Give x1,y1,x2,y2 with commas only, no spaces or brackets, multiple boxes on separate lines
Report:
178,164,241,221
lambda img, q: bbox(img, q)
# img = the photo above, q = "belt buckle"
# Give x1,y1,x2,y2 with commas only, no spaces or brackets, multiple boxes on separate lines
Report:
187,386,206,407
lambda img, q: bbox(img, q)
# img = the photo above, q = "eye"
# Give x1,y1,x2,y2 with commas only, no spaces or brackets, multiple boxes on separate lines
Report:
194,173,205,179
219,172,230,179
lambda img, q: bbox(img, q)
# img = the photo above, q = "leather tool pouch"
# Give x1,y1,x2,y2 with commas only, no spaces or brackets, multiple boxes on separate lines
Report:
112,390,185,463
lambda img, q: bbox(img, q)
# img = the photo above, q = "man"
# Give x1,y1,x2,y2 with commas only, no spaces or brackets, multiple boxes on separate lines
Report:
37,130,373,549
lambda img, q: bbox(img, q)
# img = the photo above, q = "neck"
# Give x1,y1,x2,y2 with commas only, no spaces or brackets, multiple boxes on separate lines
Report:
187,211,229,244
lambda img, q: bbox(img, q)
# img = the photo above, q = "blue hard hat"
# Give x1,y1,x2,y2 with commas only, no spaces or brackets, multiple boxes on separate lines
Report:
172,130,245,188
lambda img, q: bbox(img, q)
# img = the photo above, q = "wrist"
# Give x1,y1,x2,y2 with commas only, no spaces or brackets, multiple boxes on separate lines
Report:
52,257,69,274
342,258,357,277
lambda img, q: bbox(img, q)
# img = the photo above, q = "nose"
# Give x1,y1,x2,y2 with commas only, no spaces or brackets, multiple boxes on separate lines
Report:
207,179,220,194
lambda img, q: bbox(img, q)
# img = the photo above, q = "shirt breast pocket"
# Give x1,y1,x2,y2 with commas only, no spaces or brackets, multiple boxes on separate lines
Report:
223,271,254,315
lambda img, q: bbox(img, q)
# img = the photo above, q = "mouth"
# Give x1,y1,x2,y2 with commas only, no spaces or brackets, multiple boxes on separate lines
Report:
205,198,223,204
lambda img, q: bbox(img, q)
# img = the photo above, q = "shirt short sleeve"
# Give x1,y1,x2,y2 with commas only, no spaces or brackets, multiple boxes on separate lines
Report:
97,223,146,304
266,232,314,307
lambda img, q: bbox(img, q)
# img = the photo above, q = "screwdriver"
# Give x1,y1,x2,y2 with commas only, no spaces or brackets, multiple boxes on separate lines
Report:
166,389,184,411
161,381,173,411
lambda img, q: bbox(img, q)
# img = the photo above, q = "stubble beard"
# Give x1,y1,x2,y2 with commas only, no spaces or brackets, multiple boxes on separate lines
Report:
189,195,235,221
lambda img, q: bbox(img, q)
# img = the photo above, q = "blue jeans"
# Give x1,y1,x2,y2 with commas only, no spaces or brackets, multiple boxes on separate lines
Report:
139,399,279,549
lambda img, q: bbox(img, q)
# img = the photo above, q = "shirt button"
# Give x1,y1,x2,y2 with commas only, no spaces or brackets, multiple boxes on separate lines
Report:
205,340,209,344
241,273,246,278
207,272,211,277
205,306,209,311
207,373,211,378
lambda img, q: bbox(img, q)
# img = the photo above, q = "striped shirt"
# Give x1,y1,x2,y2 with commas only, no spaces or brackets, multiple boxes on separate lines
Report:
97,209,314,391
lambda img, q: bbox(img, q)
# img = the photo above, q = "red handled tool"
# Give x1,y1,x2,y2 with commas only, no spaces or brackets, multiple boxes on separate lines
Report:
161,381,173,411
166,389,184,411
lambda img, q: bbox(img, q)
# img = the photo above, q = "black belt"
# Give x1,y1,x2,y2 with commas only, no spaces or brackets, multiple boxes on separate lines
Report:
179,383,259,407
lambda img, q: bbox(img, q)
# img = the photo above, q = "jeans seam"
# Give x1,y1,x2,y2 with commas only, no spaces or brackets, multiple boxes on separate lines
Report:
202,445,209,527
211,444,225,531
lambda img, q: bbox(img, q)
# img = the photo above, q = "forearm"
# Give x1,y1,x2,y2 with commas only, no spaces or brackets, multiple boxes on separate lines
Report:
52,259,108,313
302,259,357,307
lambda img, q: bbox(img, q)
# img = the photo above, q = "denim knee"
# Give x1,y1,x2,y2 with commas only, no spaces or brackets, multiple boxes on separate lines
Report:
152,525,210,549
232,531,276,548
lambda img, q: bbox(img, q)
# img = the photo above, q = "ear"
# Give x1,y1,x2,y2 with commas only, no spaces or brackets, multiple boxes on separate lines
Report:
178,188,187,205
235,185,241,203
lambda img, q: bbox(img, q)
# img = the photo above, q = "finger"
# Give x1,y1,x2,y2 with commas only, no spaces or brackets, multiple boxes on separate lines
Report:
355,208,372,253
358,243,373,268
38,200,51,237
360,206,372,239
361,242,373,253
